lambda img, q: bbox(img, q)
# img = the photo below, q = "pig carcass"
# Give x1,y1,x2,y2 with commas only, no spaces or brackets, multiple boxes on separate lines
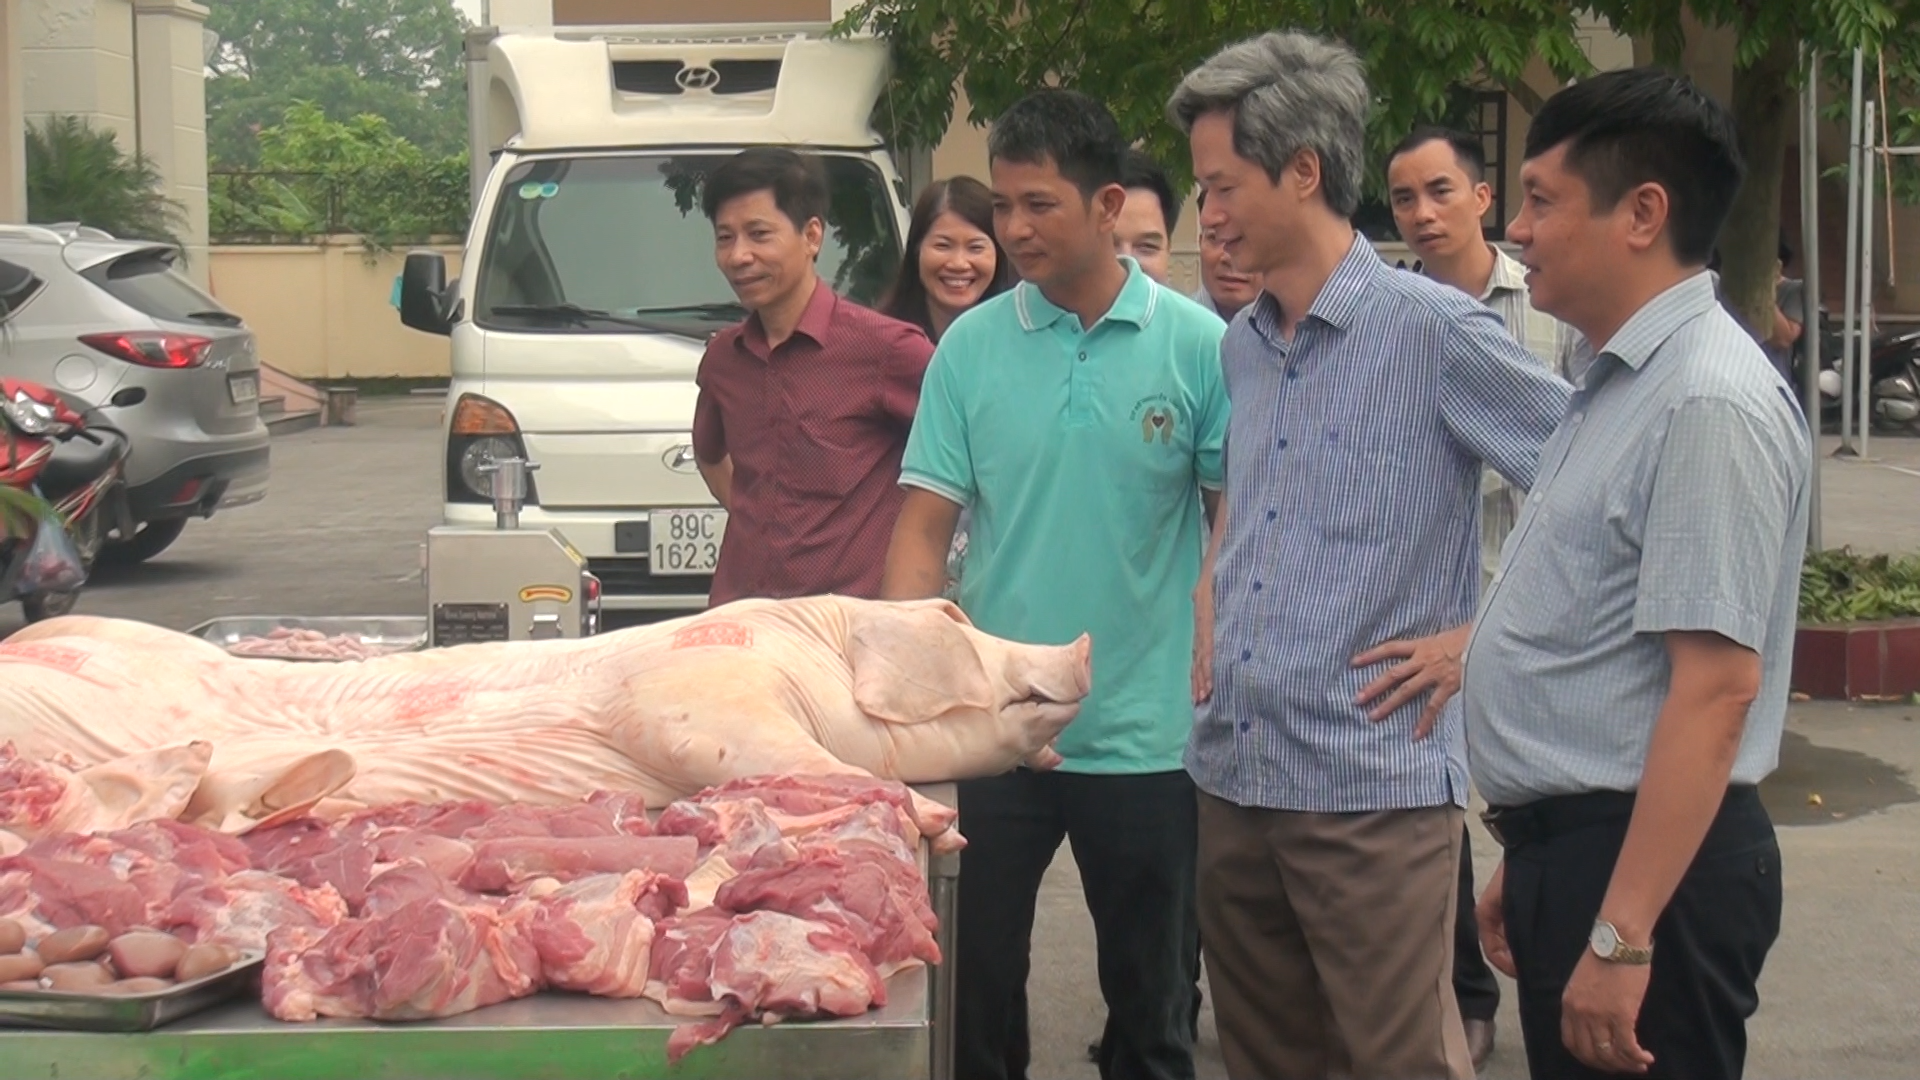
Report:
0,598,1089,847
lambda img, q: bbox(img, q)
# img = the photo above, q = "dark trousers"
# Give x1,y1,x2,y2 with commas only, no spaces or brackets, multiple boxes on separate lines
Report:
1498,787,1782,1080
955,768,1198,1080
1454,824,1502,1022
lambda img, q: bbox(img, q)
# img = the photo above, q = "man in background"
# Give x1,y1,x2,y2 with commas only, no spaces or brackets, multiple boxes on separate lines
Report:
1115,148,1179,284
1386,123,1578,1071
1192,191,1261,322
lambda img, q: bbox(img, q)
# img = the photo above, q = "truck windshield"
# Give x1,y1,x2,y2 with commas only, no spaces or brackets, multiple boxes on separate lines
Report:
475,152,900,333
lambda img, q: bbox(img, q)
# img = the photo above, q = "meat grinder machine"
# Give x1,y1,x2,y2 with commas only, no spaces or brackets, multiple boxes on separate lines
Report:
422,455,602,646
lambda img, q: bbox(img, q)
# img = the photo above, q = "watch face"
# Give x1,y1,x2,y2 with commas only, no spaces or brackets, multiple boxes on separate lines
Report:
1590,922,1620,956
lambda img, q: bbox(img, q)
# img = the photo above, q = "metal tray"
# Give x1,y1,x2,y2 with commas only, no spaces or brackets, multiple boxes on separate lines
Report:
0,950,265,1033
186,616,430,661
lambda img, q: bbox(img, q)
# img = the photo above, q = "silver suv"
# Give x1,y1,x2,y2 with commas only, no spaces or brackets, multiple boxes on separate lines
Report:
0,224,269,563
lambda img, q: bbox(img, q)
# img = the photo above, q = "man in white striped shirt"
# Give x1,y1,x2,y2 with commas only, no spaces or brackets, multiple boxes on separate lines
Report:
1388,127,1579,581
1386,125,1579,1071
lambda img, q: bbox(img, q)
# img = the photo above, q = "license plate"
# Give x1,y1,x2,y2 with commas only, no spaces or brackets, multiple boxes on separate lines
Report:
228,374,258,404
649,508,726,576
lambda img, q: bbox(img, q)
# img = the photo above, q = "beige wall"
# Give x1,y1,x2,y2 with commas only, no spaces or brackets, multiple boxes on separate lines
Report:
208,239,464,381
0,1,26,221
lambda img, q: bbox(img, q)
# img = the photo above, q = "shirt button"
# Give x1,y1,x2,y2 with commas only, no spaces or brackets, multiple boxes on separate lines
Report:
1078,351,1087,362
1252,581,1263,592
1286,368,1298,380
1265,509,1277,521
1238,721,1251,733
1240,649,1252,662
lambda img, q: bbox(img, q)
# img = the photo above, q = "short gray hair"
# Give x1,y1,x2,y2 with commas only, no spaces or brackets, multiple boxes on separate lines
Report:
1166,31,1370,217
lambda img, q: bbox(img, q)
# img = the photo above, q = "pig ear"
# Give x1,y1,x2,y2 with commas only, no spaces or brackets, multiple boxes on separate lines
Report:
185,748,358,834
849,604,995,725
75,741,214,831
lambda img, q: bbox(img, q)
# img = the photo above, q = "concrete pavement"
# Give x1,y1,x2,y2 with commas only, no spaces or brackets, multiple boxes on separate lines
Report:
9,398,1916,1078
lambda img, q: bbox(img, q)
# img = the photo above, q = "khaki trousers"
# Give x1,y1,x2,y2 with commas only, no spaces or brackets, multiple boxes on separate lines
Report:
1196,792,1474,1080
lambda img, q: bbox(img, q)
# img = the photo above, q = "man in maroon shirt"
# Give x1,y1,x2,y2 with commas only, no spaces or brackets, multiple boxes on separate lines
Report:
692,148,935,605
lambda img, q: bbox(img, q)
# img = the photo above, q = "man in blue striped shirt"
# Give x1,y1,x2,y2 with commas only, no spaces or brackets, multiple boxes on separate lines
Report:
1169,30,1570,1080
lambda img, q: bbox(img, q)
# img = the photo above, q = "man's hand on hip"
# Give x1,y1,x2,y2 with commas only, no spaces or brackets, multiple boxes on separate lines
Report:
1351,624,1471,739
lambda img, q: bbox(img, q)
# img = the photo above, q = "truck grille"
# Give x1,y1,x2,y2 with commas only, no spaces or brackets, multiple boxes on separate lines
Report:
587,557,713,597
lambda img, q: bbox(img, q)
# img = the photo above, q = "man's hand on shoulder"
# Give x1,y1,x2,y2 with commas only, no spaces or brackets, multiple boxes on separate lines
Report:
1351,624,1471,739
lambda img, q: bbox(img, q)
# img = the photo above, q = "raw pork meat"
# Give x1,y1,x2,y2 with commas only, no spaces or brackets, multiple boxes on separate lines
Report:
263,872,542,1021
527,871,684,996
662,912,887,1062
715,841,939,974
459,835,699,893
226,629,413,662
0,598,1091,847
164,870,348,951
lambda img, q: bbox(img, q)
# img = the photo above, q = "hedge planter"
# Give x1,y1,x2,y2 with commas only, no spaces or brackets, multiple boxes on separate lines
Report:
1792,619,1920,701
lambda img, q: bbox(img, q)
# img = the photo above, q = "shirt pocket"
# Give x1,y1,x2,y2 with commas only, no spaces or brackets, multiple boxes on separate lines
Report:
1310,438,1407,545
791,397,876,498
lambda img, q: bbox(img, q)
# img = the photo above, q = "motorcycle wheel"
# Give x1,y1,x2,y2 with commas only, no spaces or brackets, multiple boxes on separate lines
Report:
23,590,77,622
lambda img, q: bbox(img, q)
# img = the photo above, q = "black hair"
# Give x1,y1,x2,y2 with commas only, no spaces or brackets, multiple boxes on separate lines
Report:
1389,126,1487,183
1523,67,1744,266
1119,148,1180,233
700,147,830,230
986,89,1127,200
879,176,1015,340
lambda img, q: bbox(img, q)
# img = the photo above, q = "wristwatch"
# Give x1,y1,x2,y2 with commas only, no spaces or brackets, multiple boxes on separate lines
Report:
1589,920,1653,965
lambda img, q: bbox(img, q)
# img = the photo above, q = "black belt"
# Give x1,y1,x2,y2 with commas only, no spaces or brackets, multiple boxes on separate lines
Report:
1482,786,1762,849
1481,790,1636,849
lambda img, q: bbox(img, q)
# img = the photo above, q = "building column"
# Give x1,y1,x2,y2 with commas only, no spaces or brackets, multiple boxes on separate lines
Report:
132,0,210,285
20,0,139,152
0,1,27,221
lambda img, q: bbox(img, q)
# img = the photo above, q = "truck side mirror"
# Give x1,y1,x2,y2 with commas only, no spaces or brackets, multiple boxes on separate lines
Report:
400,251,453,336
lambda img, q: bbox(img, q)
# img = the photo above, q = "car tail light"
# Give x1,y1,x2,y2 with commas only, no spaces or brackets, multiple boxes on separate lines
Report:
80,331,214,369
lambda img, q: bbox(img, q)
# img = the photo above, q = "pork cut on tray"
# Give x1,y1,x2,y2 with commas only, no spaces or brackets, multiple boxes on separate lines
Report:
0,597,1091,846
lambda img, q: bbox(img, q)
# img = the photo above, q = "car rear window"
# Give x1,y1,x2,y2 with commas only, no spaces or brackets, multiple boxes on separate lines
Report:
82,252,241,325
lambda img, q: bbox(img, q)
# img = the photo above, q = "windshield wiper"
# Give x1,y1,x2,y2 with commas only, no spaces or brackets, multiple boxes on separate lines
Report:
487,302,691,333
629,302,747,321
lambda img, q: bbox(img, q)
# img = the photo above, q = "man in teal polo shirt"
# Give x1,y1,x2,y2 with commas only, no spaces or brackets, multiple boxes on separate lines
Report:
882,89,1226,1080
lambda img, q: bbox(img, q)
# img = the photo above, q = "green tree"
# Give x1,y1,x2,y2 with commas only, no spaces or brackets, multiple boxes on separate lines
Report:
210,102,467,248
1586,0,1912,345
206,0,469,166
25,116,186,248
839,0,1908,338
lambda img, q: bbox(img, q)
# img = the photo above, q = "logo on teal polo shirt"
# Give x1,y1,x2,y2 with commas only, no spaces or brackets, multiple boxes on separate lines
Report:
1131,394,1179,445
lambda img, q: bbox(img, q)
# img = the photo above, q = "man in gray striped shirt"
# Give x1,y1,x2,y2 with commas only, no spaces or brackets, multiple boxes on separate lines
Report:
1464,69,1809,1080
1387,124,1581,1072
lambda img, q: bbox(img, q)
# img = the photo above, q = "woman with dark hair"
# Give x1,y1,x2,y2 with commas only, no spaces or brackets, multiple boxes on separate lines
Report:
880,176,1013,342
881,177,1013,600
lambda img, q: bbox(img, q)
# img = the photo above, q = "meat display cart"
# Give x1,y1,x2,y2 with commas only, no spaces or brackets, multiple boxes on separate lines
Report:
0,464,961,1078
0,793,960,1080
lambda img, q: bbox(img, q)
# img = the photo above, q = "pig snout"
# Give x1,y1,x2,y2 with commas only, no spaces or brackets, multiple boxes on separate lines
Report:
1019,635,1092,705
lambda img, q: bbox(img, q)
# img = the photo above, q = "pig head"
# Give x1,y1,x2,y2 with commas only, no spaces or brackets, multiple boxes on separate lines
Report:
846,599,1090,772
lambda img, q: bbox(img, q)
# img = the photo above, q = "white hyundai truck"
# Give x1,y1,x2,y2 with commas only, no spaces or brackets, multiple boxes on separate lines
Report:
399,22,910,613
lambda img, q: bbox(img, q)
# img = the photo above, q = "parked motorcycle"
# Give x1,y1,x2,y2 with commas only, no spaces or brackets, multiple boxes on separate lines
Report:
0,260,133,621
1795,315,1920,431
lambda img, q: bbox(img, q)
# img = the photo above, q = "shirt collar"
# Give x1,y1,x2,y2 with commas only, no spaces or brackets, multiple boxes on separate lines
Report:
1597,271,1719,371
1482,245,1530,302
1248,232,1382,339
1013,256,1160,333
740,276,834,357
